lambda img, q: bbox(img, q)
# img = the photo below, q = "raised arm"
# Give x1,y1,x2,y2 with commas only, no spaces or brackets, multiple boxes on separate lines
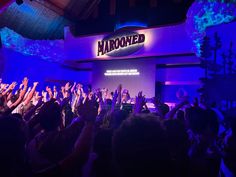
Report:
6,82,17,100
71,82,76,93
152,97,165,119
72,87,83,113
60,97,98,170
36,97,98,177
23,87,31,101
61,86,66,99
133,91,146,114
46,86,53,100
111,89,118,112
116,84,122,105
42,90,48,103
165,98,189,119
2,82,16,96
53,86,58,99
63,82,71,99
24,82,39,105
9,77,28,109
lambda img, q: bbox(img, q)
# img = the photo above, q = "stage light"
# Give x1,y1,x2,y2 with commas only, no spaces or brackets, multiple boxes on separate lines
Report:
115,22,147,30
16,0,24,5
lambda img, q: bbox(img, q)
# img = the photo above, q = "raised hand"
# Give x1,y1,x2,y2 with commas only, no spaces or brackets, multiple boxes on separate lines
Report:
0,83,4,90
76,85,84,97
113,89,118,101
117,84,122,93
46,86,53,99
34,92,43,105
181,96,190,105
77,83,83,90
134,91,146,113
72,82,76,89
151,97,160,106
22,77,28,87
77,96,99,122
65,82,71,91
176,88,189,101
61,86,65,92
53,86,57,92
110,89,119,111
33,82,39,87
76,88,81,96
35,91,41,100
53,86,58,98
1,84,8,90
42,90,47,99
96,89,103,100
19,84,23,90
9,82,17,90
46,86,51,92
70,82,77,93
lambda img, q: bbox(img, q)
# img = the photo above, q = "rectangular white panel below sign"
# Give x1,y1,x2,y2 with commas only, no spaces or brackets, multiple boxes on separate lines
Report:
104,69,140,76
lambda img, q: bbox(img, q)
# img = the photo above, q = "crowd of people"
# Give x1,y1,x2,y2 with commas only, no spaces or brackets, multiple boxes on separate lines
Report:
0,77,236,177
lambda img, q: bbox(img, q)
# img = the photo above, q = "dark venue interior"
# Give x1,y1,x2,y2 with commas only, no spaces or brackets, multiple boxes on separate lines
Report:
0,0,236,177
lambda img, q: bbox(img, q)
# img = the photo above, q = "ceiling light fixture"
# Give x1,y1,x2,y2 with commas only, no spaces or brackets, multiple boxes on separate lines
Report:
16,0,24,5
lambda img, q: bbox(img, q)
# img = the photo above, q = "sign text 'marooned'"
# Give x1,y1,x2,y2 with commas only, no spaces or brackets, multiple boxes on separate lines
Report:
97,33,145,56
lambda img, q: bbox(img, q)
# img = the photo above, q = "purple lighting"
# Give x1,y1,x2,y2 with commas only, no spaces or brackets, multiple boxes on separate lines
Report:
0,27,64,62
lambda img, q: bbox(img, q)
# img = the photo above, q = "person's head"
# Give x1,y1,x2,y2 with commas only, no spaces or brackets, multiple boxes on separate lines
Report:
122,89,130,103
228,117,236,136
94,128,113,157
110,91,114,97
105,98,112,106
225,110,236,135
88,91,94,100
39,100,62,131
62,104,74,127
11,113,23,121
164,119,188,141
64,91,70,98
186,107,204,132
141,109,151,114
158,103,170,116
176,110,185,122
9,93,19,105
186,107,219,138
0,95,4,108
163,119,189,154
0,116,26,175
109,109,129,129
113,114,171,177
102,88,109,97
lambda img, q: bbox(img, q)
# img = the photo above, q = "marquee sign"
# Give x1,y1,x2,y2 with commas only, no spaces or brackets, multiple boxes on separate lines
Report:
97,30,145,57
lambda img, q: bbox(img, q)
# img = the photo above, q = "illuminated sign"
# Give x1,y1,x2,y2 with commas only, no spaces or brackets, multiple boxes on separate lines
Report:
104,69,140,76
97,30,145,57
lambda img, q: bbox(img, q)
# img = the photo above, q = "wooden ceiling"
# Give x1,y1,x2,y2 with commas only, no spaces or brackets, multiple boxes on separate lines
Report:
0,0,100,39
0,0,194,40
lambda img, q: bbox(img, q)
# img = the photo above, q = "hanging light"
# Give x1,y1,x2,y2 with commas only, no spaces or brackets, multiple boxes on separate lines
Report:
16,0,23,5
